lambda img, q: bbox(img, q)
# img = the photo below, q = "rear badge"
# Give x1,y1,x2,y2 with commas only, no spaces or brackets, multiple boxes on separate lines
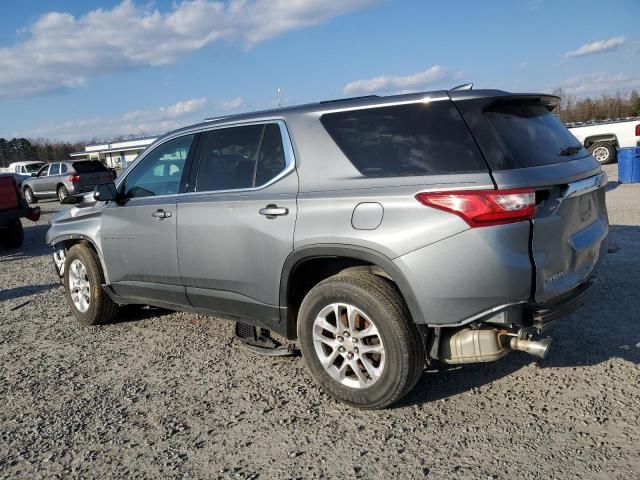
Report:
545,270,568,285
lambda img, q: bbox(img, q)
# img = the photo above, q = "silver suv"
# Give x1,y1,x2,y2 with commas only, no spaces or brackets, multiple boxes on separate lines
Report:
47,89,609,408
22,160,115,203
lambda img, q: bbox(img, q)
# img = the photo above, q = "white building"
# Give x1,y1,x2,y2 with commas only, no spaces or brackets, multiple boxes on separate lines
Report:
70,137,157,169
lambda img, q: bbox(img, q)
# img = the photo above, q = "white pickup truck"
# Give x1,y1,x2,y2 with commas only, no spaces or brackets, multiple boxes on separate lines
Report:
568,119,640,164
0,161,46,187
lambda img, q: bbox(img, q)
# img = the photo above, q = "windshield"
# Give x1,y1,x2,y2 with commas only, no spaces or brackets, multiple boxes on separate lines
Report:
485,102,589,168
24,163,43,173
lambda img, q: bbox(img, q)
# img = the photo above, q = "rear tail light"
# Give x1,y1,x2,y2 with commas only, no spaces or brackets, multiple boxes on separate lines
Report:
68,175,80,183
635,123,640,136
415,188,536,227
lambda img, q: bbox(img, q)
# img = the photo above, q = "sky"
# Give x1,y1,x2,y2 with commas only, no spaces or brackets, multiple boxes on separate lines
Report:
0,0,638,142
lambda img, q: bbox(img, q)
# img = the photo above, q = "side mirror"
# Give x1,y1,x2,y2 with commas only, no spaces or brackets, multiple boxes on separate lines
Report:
94,182,118,202
31,173,37,177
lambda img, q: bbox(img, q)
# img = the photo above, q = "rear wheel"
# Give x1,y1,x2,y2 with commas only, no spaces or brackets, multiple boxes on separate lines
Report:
24,187,37,204
57,185,68,202
0,220,24,249
588,143,616,165
64,244,119,325
298,272,424,409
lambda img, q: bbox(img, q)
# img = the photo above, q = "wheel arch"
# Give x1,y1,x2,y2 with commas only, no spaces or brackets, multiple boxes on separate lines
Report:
280,245,423,339
584,134,618,148
50,234,111,284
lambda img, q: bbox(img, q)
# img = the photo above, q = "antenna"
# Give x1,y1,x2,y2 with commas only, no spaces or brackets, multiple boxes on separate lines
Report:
277,88,282,107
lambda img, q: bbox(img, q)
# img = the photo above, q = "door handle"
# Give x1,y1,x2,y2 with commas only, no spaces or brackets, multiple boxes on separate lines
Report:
151,209,172,219
259,204,289,219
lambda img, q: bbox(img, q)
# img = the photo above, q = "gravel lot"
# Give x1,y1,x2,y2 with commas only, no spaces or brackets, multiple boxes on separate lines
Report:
1,163,639,479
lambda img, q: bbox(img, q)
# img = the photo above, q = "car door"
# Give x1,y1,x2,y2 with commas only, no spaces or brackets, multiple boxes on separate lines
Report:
100,133,197,306
47,163,61,194
177,121,298,327
32,164,51,194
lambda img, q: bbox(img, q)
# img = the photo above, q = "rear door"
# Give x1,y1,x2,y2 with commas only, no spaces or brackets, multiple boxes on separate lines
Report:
454,94,609,303
177,121,297,328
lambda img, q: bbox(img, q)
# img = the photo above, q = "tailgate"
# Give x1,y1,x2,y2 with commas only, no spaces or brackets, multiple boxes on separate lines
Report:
0,176,19,211
452,91,609,303
530,173,608,302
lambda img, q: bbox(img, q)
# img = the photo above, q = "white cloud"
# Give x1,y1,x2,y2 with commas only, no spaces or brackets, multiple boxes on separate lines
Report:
343,65,457,95
559,72,640,96
17,96,235,141
220,97,244,111
565,36,625,58
0,0,378,97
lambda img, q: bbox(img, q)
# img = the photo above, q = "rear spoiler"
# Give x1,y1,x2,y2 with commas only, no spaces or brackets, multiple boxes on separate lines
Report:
449,90,560,110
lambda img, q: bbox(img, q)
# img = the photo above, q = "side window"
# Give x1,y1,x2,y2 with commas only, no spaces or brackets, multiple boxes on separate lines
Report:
61,164,68,174
123,134,194,198
196,123,287,192
37,165,49,177
49,164,60,175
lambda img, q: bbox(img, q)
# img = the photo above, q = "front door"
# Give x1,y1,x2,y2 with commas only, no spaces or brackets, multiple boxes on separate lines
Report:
177,122,297,327
101,133,196,306
32,164,51,194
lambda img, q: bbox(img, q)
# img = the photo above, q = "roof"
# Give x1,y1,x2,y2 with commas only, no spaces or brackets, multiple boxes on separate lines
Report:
160,88,557,141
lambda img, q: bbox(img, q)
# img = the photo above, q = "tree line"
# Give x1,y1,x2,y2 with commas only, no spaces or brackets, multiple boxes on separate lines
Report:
0,138,86,168
552,89,640,123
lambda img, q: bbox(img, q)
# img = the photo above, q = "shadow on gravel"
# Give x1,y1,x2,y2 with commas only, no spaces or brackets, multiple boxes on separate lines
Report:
605,180,621,193
0,283,59,302
0,224,51,260
107,305,175,325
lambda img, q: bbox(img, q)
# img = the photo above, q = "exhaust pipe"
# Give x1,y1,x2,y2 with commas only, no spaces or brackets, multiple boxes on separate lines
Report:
440,328,552,364
510,337,551,359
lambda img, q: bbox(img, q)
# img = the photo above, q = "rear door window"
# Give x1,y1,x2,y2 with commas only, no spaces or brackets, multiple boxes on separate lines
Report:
484,102,589,168
49,164,60,175
320,102,487,177
196,123,287,192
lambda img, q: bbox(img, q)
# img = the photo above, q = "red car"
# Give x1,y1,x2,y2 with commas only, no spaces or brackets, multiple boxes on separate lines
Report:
0,174,40,249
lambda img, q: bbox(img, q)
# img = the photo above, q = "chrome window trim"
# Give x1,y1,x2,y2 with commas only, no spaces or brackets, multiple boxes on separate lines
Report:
563,171,608,200
116,119,296,201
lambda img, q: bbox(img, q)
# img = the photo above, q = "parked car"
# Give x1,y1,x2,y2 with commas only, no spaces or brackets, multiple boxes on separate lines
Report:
0,174,40,249
0,161,46,187
22,160,115,203
569,118,640,164
47,89,609,408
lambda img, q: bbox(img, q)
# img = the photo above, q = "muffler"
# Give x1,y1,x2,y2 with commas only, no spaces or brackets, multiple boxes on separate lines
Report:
440,328,551,364
510,337,551,359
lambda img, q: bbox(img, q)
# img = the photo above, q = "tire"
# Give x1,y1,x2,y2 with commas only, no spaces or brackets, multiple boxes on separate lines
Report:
57,185,69,202
24,187,37,204
588,143,616,165
298,272,425,409
0,220,24,249
63,244,119,326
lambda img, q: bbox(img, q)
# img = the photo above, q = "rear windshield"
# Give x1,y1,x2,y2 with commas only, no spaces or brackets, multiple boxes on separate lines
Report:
484,102,590,168
321,102,487,177
72,161,108,173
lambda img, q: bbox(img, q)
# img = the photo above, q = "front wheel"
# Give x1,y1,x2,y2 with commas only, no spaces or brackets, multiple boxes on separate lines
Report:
63,244,119,325
0,220,24,249
588,143,616,165
24,187,37,204
298,272,425,409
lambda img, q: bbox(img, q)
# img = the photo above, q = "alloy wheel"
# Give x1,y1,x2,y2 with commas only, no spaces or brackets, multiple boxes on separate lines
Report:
312,302,385,389
68,259,91,313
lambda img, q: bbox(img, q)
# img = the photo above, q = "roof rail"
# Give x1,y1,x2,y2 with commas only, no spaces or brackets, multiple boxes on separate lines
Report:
449,83,473,92
319,95,379,105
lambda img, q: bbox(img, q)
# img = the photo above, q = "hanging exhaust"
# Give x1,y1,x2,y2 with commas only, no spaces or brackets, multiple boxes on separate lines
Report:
440,328,551,364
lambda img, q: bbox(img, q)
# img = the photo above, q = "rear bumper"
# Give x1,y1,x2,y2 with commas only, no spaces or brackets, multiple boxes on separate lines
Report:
526,278,596,331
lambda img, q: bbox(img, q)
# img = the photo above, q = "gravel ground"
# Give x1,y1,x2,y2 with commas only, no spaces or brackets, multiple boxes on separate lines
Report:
1,163,639,479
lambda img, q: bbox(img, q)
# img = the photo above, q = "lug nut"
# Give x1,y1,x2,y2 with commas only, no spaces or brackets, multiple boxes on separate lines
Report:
337,336,344,343
347,352,354,360
354,347,359,354
343,331,350,338
339,346,346,353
